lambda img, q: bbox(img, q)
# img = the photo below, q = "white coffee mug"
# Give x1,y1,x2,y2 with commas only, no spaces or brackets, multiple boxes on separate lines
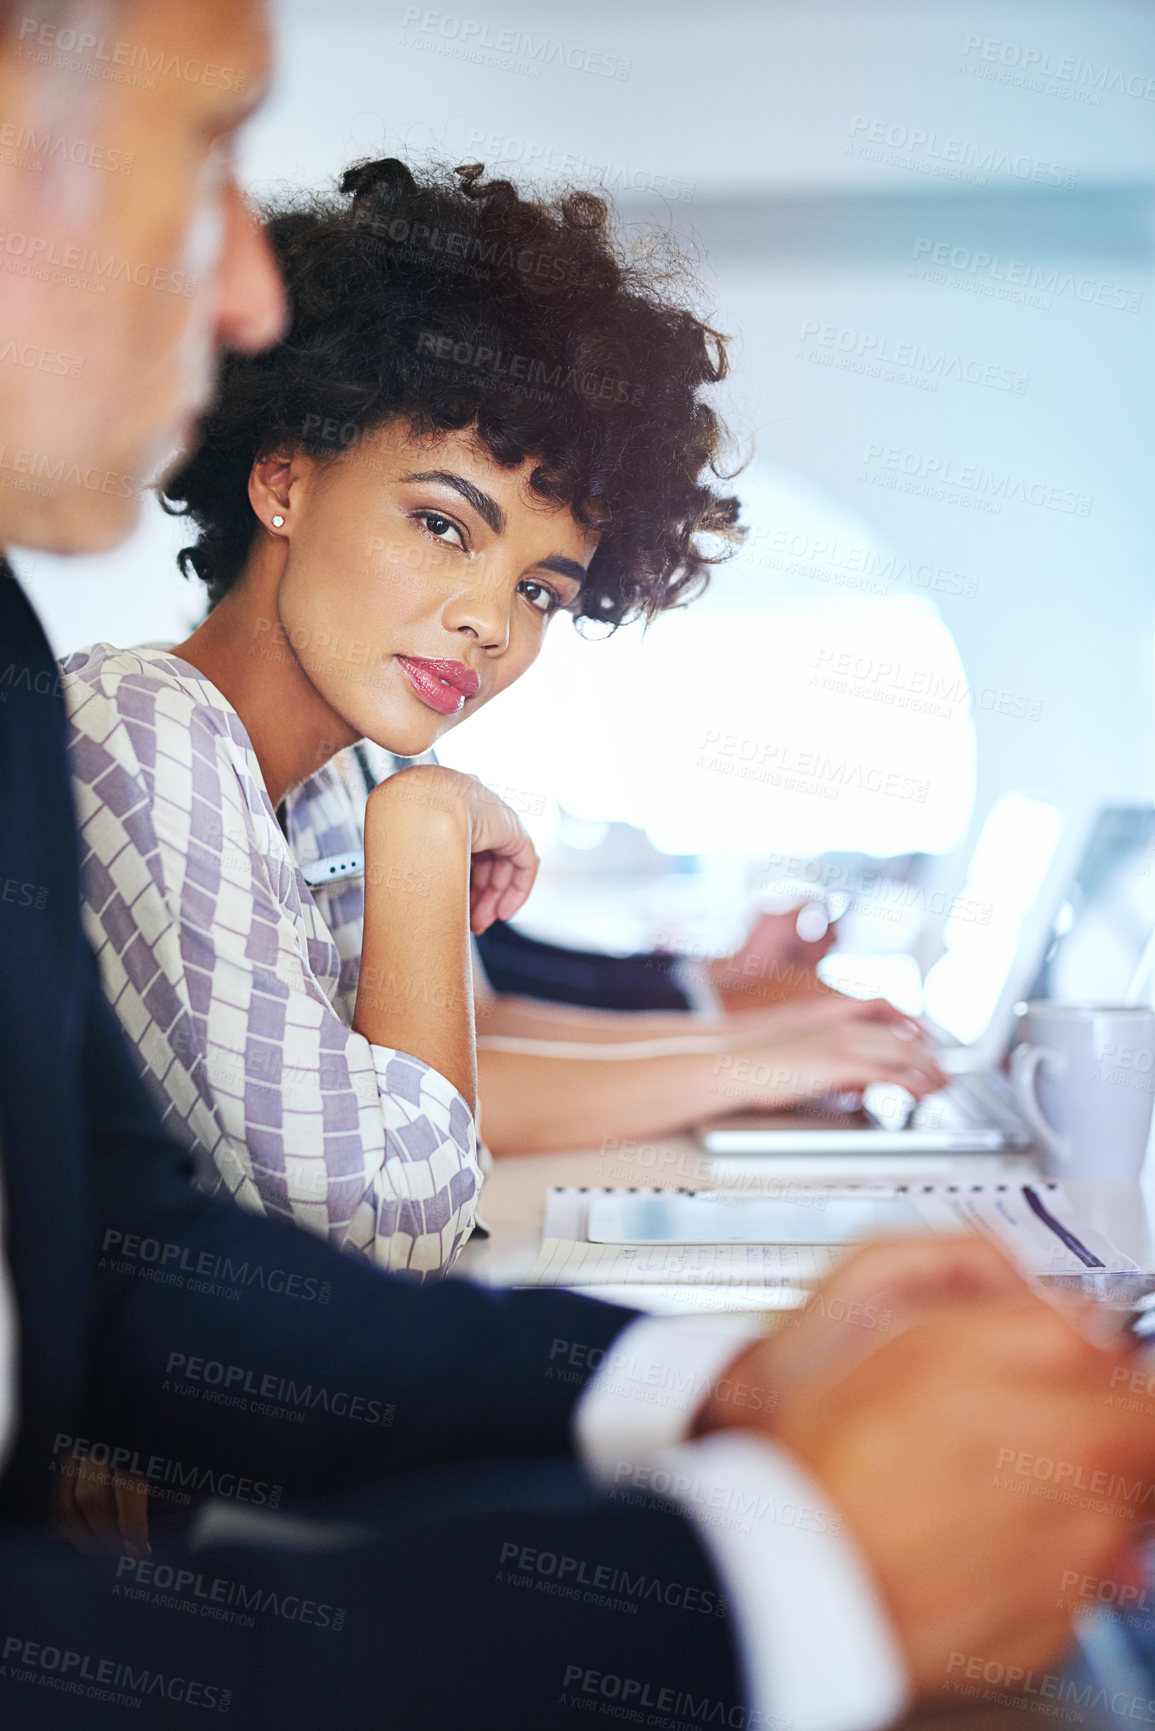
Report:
1010,1002,1155,1179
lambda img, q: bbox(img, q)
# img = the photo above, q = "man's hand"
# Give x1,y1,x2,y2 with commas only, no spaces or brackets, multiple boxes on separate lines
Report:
53,1449,150,1560
710,908,838,1011
694,1234,1031,1435
693,1237,1155,1699
740,1233,1037,1403
775,1294,1154,1697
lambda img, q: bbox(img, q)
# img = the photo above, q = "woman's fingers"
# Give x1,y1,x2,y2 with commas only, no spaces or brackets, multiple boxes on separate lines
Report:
469,851,529,932
773,991,921,1040
468,856,494,931
493,834,538,922
464,780,539,931
739,1015,946,1105
469,826,540,931
835,1020,945,1093
493,863,536,924
470,853,515,932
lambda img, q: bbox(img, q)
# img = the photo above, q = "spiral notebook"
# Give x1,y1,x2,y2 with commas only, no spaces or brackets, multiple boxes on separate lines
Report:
520,1181,1135,1299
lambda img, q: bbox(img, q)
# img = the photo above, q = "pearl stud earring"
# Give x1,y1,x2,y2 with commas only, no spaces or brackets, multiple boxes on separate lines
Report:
271,514,285,528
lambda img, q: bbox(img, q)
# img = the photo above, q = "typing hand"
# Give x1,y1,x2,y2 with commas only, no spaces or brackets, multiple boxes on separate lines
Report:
721,993,946,1106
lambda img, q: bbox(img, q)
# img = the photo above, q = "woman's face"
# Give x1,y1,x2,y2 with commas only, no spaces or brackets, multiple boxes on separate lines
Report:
265,421,598,757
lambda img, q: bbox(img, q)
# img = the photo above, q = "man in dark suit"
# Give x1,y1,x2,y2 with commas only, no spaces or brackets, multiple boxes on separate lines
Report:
2,4,1153,1728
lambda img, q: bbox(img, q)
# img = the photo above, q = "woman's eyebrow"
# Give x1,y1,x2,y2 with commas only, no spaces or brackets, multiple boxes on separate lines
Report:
399,470,505,535
537,555,588,588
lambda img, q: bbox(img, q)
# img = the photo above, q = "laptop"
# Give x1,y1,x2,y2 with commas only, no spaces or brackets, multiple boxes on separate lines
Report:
701,805,1155,1155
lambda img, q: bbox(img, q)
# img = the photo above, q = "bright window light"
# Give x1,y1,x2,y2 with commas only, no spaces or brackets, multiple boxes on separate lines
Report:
820,951,926,1015
439,594,976,858
436,463,978,947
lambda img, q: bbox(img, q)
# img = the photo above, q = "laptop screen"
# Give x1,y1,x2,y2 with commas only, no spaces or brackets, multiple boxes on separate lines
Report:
1021,807,1155,1020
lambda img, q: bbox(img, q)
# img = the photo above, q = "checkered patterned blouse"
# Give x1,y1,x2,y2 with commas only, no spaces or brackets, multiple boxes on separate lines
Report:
61,644,481,1277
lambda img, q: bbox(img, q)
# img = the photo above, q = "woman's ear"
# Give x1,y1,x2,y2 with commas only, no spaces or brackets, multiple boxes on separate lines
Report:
248,452,296,537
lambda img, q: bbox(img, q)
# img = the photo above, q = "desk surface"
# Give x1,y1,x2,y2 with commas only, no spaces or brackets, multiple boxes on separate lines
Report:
456,1112,1155,1289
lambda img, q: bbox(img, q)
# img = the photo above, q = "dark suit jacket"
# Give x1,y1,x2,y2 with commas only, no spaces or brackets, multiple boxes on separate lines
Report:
476,920,692,1012
0,564,638,1522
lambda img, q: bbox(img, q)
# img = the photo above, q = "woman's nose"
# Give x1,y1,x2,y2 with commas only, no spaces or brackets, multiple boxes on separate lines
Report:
445,581,512,652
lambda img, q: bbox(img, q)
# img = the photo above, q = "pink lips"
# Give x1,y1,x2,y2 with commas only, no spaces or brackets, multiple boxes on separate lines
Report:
396,656,481,716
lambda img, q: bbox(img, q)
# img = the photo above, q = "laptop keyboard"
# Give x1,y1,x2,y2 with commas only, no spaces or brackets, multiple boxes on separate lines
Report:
911,1073,1030,1143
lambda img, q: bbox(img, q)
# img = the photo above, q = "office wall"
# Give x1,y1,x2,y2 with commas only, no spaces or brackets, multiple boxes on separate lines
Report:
690,183,1155,879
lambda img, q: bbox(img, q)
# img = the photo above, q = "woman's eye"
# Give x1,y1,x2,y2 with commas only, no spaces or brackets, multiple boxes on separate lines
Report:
519,579,559,615
415,511,465,549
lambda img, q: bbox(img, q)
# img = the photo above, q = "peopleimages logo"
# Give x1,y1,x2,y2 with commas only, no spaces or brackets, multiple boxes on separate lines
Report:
1,1638,230,1713
15,13,249,90
860,441,1093,517
399,7,633,79
960,35,1155,103
164,1351,397,1428
911,237,1142,314
847,115,1077,187
114,1555,347,1632
0,446,133,499
51,1433,282,1509
798,319,1028,393
0,121,133,174
0,228,197,295
100,1228,332,1303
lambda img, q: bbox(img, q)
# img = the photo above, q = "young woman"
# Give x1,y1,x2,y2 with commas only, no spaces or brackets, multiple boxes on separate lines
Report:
63,157,942,1273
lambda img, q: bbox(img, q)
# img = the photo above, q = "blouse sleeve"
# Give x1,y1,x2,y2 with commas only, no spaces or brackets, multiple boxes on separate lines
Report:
65,667,481,1277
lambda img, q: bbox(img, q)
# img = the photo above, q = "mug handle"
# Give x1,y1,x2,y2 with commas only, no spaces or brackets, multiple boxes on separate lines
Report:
1009,1043,1069,1166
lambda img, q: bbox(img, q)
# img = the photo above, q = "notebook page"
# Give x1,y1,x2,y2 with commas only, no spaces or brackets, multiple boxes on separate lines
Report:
521,1238,840,1287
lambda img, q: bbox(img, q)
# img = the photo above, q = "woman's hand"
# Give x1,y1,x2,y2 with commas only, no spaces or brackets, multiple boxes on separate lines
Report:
719,992,945,1107
371,766,538,935
459,778,539,934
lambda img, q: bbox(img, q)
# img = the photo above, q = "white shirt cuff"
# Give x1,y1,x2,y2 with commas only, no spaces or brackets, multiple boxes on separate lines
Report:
672,955,724,1019
575,1318,910,1731
661,1432,909,1731
575,1315,763,1469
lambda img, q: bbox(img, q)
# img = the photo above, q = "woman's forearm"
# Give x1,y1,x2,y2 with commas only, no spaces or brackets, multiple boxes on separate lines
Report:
476,1044,731,1154
354,775,476,1110
477,992,945,1152
475,992,722,1042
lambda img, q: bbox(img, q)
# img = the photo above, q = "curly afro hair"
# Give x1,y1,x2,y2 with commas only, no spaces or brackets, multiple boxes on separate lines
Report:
163,156,743,627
